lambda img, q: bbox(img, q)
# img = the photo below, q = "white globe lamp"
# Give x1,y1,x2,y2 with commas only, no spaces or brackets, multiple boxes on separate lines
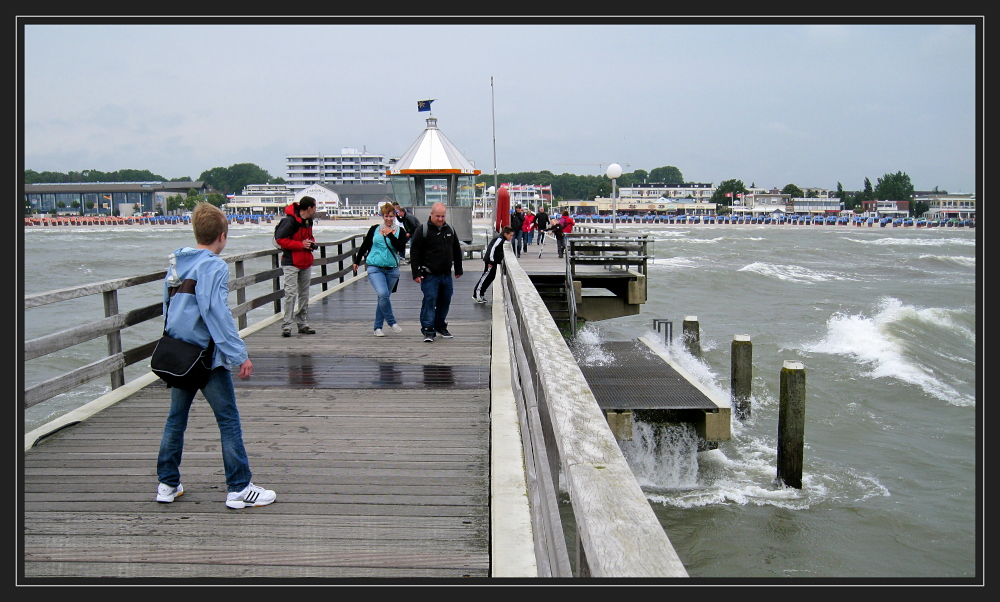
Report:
607,163,623,230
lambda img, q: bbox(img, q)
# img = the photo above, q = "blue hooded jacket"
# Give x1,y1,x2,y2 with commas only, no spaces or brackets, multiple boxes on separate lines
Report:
163,247,248,370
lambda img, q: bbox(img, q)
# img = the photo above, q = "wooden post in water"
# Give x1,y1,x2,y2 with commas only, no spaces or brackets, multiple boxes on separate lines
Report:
777,360,806,489
682,316,700,356
731,334,752,421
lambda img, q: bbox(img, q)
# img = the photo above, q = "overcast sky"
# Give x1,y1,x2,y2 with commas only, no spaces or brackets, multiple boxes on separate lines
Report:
21,19,980,193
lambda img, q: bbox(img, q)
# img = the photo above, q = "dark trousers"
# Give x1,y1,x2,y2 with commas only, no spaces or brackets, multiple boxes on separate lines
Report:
473,262,499,299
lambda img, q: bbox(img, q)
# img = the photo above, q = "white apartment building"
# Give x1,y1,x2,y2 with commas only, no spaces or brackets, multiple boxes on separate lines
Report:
915,193,976,220
618,182,715,201
223,183,295,214
285,148,395,194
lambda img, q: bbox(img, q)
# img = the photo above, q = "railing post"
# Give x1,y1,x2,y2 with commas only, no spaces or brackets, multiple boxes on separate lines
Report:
320,244,328,291
272,252,282,315
103,290,124,389
777,360,806,489
235,259,247,330
731,334,752,421
338,242,345,284
682,316,700,357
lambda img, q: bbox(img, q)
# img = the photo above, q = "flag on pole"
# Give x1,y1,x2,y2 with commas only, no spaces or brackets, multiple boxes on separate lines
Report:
417,99,435,112
725,192,733,198
736,193,744,198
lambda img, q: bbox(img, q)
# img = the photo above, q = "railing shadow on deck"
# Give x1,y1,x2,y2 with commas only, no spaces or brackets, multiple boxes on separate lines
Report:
23,234,365,440
500,247,688,578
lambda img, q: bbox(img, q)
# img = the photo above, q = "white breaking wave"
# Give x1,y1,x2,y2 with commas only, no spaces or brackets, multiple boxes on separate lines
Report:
738,261,852,284
649,256,699,270
843,236,976,247
918,254,976,269
800,297,975,406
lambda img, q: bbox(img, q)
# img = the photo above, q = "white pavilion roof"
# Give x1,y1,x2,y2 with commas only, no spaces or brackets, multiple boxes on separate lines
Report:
389,117,480,175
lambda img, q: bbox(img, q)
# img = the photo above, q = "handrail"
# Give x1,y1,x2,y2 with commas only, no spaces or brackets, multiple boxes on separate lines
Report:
23,235,364,409
500,249,688,577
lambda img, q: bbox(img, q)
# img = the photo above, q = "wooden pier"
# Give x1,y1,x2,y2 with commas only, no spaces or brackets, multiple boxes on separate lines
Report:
22,232,693,580
23,272,495,579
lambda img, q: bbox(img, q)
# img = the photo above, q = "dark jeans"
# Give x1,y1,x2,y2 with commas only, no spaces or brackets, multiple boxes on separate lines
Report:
419,274,454,336
473,262,499,299
157,367,252,493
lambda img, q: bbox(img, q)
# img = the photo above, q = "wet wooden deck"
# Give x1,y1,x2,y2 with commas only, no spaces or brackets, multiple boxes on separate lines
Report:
22,270,496,579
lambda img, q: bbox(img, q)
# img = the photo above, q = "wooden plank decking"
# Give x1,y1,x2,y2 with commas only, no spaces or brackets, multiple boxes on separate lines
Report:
23,271,495,580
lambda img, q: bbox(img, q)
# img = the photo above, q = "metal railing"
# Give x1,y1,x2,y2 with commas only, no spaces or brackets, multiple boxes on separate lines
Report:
500,251,688,578
23,235,363,409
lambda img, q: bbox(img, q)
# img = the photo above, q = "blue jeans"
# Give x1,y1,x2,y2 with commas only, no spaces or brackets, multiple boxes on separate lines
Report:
157,367,252,493
367,265,400,330
419,274,454,337
511,231,524,257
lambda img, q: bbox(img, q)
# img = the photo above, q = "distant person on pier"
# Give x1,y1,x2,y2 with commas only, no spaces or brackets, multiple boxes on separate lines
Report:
353,202,407,337
274,196,317,338
554,210,575,258
522,208,536,249
473,226,515,303
392,201,421,263
155,202,276,510
510,204,525,258
410,202,463,342
534,206,550,246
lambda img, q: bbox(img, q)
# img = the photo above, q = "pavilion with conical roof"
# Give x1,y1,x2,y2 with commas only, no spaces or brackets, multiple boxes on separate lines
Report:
389,116,480,243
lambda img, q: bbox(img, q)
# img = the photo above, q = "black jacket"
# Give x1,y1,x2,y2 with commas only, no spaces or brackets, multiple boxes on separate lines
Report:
410,220,463,279
483,233,508,265
397,211,421,238
534,211,550,231
510,211,525,233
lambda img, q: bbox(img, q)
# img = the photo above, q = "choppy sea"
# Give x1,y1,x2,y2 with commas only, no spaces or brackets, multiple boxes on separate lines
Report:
21,220,980,580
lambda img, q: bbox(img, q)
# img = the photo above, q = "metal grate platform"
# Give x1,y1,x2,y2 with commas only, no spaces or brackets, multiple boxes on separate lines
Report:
575,340,717,410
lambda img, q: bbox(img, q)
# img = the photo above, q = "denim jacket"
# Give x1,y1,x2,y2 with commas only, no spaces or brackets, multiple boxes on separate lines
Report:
163,247,248,370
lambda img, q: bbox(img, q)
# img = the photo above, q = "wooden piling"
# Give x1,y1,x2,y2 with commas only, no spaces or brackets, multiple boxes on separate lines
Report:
731,335,752,421
777,360,806,489
682,316,700,356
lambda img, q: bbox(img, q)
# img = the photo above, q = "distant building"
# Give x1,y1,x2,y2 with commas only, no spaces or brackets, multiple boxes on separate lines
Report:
23,181,212,215
913,193,976,220
618,182,714,202
285,148,396,194
223,183,294,214
293,182,395,218
502,183,553,210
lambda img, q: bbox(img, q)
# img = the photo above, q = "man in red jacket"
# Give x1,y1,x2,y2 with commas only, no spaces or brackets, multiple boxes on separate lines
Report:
274,196,317,337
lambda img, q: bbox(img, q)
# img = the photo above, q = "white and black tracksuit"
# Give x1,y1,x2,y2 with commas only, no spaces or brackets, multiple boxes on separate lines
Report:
473,233,508,300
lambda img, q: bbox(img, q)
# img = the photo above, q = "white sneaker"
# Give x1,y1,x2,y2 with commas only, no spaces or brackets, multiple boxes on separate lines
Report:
374,328,385,337
477,296,487,304
226,483,276,509
156,482,183,503
389,324,402,333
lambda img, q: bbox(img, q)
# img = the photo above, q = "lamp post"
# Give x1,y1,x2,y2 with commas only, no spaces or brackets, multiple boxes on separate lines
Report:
607,163,623,231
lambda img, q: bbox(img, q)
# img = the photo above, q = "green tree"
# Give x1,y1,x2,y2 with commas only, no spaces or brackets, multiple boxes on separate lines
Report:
782,183,804,198
206,193,227,208
648,166,684,185
874,171,915,203
166,194,185,212
709,179,748,207
199,163,277,195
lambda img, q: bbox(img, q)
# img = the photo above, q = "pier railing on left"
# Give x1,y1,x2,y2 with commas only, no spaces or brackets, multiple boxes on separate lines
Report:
23,235,364,410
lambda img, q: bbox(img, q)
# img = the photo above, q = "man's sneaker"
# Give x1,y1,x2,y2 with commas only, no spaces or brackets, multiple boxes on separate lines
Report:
437,328,454,338
298,326,316,334
423,334,435,343
156,482,183,503
282,329,291,338
225,483,276,509
374,328,385,337
476,296,487,304
390,323,403,333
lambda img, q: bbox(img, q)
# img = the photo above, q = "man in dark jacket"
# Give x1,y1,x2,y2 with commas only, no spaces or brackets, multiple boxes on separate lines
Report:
274,196,317,337
509,205,525,258
410,202,463,342
392,202,421,262
473,227,514,303
534,206,550,246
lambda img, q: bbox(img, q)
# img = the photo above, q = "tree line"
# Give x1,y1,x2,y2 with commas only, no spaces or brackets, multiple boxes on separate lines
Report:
25,163,933,216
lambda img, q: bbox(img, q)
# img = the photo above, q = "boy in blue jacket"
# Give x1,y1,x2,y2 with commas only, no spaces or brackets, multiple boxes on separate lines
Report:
155,202,276,509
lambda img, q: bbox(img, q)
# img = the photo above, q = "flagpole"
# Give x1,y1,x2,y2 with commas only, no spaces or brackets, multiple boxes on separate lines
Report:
491,76,498,192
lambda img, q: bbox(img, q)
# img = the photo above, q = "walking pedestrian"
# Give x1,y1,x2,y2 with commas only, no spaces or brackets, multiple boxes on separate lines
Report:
535,206,550,245
353,203,407,337
510,204,525,258
274,196,317,338
392,201,421,263
523,208,535,249
473,227,515,303
410,202,463,342
155,202,276,509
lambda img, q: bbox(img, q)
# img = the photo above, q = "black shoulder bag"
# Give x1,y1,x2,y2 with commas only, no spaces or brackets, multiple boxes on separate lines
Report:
151,279,215,391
